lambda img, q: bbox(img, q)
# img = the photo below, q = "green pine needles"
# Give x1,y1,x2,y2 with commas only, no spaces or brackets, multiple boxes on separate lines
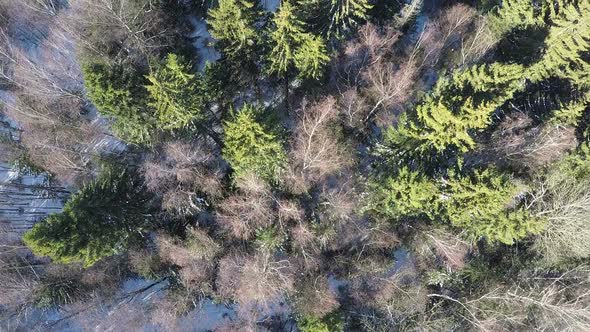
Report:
82,61,154,145
268,0,329,79
145,54,205,131
384,63,525,155
443,169,544,245
222,104,287,182
298,0,372,39
368,0,590,247
83,54,205,144
493,0,590,122
208,0,259,56
366,167,544,245
294,34,331,79
23,166,153,267
365,167,440,221
383,0,590,159
528,1,590,87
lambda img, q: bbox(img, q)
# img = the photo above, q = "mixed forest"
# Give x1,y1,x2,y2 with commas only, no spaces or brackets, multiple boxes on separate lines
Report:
1,0,590,331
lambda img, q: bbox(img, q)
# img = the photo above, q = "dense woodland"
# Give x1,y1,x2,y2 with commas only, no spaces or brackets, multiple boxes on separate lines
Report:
1,0,590,331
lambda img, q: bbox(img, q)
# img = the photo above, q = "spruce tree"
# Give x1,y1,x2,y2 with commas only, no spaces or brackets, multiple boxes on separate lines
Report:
268,0,307,77
491,0,590,127
145,54,204,130
83,61,154,144
222,104,287,182
443,168,544,245
527,1,590,87
384,63,525,155
268,0,329,79
294,34,330,79
327,0,371,38
489,0,541,37
365,167,441,221
298,0,371,39
551,92,590,126
23,166,153,267
208,0,259,57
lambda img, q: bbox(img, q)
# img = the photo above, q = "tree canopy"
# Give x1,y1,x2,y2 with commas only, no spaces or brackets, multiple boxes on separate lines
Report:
83,61,154,145
268,0,329,79
23,166,153,267
222,104,287,182
145,53,205,130
7,0,590,330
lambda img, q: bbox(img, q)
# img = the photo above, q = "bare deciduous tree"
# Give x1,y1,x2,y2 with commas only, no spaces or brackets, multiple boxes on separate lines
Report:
7,97,102,184
363,59,417,121
417,228,470,271
351,260,428,330
294,273,340,318
290,223,323,271
217,174,275,240
485,113,577,170
287,97,353,192
67,0,181,61
337,88,370,129
433,267,590,331
459,16,497,66
143,140,224,216
333,23,400,87
277,198,304,224
530,165,590,264
216,252,295,309
0,3,116,184
0,237,40,324
155,228,220,290
416,4,475,68
318,175,359,223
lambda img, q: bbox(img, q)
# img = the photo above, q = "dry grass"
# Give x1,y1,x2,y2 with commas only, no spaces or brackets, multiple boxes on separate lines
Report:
531,167,590,264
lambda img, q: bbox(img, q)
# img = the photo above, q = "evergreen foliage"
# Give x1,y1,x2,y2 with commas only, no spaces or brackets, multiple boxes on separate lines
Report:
145,54,204,130
527,1,590,87
298,311,345,332
23,167,153,267
384,63,525,155
268,0,307,76
268,0,329,79
489,0,541,37
82,61,154,144
298,0,372,39
392,0,423,29
255,225,284,252
443,168,544,245
552,143,590,180
551,92,590,126
208,0,259,56
365,167,440,221
492,0,590,127
222,104,287,182
34,277,82,308
10,0,590,327
365,166,544,245
294,34,331,79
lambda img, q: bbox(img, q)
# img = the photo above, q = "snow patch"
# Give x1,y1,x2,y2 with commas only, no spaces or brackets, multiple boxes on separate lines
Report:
188,16,221,72
262,0,281,12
